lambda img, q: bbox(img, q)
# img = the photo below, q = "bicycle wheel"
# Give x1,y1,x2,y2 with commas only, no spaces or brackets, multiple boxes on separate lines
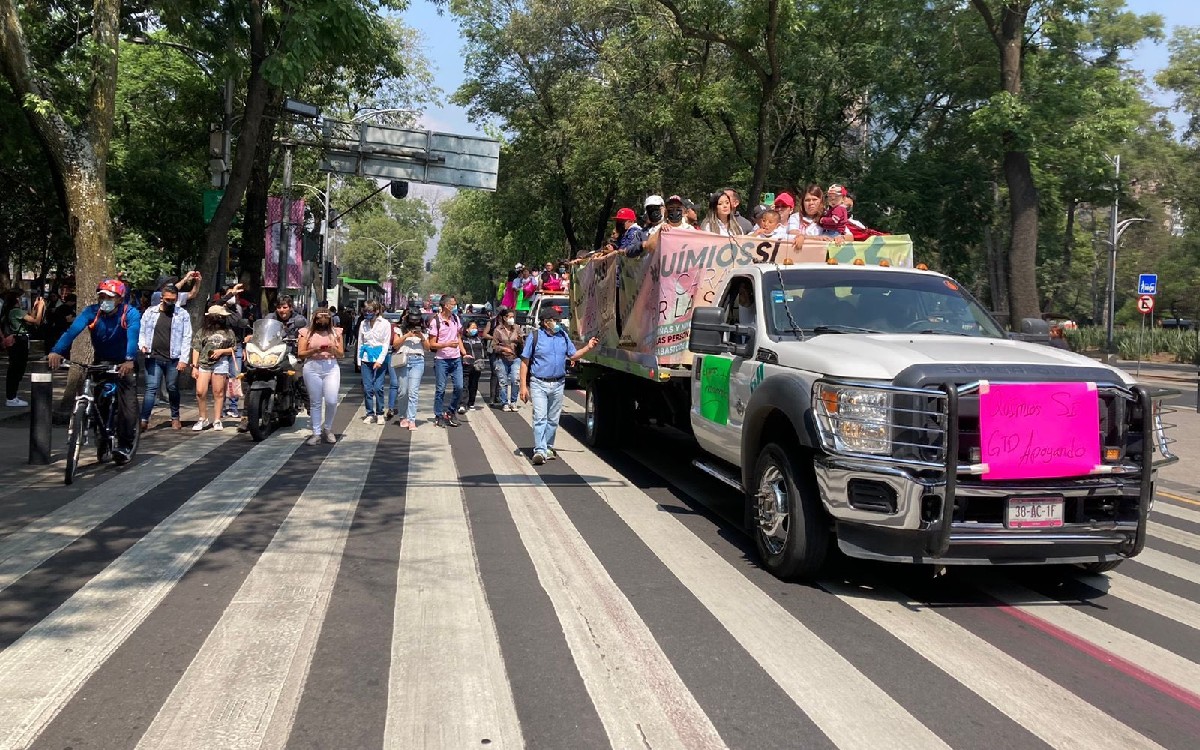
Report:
64,402,88,485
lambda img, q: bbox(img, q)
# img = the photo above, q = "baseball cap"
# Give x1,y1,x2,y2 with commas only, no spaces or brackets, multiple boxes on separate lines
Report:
539,304,565,321
514,262,524,271
773,192,795,208
751,204,769,220
96,279,125,298
827,184,848,197
644,195,665,207
666,195,685,206
205,304,232,317
614,207,637,222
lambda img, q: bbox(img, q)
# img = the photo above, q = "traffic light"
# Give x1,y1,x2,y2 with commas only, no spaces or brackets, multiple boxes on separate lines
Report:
227,245,240,275
390,181,409,199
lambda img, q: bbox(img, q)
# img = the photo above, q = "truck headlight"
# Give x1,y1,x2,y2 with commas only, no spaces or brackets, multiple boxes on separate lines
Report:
814,384,892,455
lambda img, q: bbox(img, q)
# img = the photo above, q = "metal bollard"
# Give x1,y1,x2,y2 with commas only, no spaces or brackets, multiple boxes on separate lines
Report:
29,365,53,464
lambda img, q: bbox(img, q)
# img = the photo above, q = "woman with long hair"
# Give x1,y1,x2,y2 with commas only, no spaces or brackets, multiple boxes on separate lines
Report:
698,191,737,236
190,305,237,430
2,289,46,407
297,307,344,445
395,310,429,430
357,300,391,424
799,183,825,236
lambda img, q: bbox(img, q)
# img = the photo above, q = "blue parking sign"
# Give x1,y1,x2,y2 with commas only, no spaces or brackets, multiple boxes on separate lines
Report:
1138,274,1158,295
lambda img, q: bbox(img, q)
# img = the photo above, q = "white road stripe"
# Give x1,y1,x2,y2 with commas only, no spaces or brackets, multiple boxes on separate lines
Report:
822,580,1165,750
978,581,1200,698
1149,521,1200,552
0,427,307,750
521,402,947,749
476,408,726,749
1131,547,1200,583
135,409,379,750
1079,573,1200,633
383,413,523,749
0,434,234,594
1153,500,1200,526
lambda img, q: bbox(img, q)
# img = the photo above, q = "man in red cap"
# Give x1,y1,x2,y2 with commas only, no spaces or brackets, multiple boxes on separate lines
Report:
600,207,646,259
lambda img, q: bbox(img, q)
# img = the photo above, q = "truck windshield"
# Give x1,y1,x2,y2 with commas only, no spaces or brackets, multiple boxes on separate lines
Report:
762,268,1005,339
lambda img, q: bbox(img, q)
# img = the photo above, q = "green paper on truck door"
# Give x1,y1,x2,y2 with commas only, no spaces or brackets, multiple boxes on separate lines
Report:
699,357,732,425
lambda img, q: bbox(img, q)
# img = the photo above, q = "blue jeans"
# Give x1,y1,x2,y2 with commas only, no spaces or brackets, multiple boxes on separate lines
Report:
530,377,565,455
225,345,243,416
496,358,521,405
400,357,425,421
360,359,387,416
385,353,399,411
141,357,181,421
433,357,463,417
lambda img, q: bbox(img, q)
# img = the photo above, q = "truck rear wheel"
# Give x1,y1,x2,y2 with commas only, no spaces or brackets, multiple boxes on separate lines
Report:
584,379,618,448
751,443,829,580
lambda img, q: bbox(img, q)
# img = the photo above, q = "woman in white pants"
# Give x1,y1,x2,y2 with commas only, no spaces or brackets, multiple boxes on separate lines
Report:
297,308,344,445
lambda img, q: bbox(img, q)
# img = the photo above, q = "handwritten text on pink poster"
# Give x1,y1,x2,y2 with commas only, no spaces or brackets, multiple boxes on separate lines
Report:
979,381,1101,481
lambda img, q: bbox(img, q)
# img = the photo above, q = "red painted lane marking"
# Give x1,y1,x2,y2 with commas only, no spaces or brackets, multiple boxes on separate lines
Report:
997,603,1200,713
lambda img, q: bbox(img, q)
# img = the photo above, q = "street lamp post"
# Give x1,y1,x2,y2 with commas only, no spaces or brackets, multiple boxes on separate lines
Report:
362,237,420,308
1101,154,1152,360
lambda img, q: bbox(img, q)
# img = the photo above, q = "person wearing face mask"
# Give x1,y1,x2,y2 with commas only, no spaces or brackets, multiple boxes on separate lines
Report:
599,207,646,259
356,300,392,424
48,279,142,464
489,307,524,411
641,195,696,254
189,305,238,431
297,307,344,444
642,195,666,234
519,305,599,465
428,293,467,427
136,283,192,430
459,320,488,412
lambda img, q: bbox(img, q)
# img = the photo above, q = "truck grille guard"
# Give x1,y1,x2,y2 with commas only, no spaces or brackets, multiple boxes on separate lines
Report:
812,378,1179,558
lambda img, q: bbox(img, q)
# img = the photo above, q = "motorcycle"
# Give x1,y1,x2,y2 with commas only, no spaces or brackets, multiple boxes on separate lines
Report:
242,318,304,441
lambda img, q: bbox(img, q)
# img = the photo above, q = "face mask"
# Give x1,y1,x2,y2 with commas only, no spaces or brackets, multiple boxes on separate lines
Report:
506,317,515,325
553,322,564,333
452,306,459,314
646,207,663,224
558,266,567,274
666,207,684,223
467,329,478,337
99,299,116,313
161,301,175,314
365,313,376,321
206,316,224,326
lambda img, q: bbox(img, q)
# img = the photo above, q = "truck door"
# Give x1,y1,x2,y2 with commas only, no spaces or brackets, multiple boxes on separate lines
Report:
691,275,758,465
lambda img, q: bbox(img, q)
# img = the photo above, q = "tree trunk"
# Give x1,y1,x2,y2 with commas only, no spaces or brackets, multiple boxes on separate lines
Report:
196,0,271,328
242,92,281,312
1003,151,1039,323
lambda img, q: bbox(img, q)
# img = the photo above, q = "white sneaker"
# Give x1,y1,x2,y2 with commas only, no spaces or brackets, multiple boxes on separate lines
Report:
212,420,224,431
5,397,28,407
457,406,467,414
362,415,374,424
191,420,209,431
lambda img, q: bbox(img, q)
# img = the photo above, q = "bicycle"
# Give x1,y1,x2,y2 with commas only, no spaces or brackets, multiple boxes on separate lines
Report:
62,361,141,485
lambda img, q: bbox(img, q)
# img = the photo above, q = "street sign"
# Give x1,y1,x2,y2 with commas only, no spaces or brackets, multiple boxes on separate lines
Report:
1138,273,1158,295
1137,295,1155,314
319,123,500,191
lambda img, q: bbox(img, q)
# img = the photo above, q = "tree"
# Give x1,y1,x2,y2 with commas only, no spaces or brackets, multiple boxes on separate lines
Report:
340,200,434,300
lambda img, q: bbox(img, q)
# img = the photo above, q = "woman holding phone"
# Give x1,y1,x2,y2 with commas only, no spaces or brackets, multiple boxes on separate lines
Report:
298,306,344,445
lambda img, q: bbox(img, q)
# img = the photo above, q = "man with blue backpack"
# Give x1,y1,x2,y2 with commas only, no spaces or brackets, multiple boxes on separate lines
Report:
518,305,597,466
47,279,143,464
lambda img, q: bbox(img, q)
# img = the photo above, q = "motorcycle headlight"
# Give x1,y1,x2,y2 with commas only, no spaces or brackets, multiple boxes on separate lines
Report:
814,383,892,455
247,344,287,367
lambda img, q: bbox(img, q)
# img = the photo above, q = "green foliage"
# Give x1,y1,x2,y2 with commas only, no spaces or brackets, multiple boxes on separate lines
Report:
114,231,174,289
429,190,513,303
340,200,435,295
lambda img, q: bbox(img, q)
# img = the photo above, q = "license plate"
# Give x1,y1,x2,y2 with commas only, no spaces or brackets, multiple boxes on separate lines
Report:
1006,497,1064,529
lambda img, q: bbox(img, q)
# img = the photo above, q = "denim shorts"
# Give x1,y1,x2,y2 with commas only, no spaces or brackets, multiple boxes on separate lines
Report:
200,355,233,376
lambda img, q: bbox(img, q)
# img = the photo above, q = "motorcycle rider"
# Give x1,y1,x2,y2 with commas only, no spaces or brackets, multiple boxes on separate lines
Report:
265,295,308,341
47,279,143,464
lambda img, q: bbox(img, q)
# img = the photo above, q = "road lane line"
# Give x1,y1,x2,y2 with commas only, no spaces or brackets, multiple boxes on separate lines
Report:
475,408,726,750
521,405,948,749
1154,500,1200,526
134,408,379,750
382,415,524,749
1158,490,1200,508
0,434,234,594
0,427,307,750
1149,521,1200,552
1079,572,1200,633
1132,547,1200,583
978,581,1200,710
821,580,1165,750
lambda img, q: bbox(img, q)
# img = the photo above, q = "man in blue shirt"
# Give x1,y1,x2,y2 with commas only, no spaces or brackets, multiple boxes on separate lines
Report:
48,279,143,464
519,305,598,465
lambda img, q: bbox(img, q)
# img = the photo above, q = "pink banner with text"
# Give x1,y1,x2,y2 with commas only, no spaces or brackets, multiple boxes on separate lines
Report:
263,196,305,289
979,381,1102,481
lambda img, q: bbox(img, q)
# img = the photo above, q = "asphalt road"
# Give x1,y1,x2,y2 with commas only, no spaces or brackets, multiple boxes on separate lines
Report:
1,369,1199,749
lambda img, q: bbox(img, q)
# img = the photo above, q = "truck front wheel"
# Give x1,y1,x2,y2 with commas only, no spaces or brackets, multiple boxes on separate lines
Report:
751,443,829,580
584,379,618,448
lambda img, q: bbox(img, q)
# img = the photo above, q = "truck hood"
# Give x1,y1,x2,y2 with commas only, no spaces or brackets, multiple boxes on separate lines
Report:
783,334,1134,384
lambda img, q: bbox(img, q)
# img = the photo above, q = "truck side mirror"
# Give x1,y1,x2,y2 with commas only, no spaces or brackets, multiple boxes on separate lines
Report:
689,306,733,355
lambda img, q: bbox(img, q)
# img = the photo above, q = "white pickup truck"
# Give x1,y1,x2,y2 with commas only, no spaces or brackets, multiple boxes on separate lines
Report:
571,236,1178,580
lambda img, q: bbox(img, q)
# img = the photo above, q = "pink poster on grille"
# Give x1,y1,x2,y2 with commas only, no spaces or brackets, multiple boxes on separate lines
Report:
979,381,1102,481
263,196,305,289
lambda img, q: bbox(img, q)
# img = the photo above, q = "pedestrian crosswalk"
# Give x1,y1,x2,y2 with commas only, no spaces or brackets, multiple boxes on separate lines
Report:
1,380,1200,749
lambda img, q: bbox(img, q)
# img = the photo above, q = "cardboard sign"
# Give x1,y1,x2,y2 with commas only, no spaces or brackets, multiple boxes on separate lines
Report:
978,381,1102,481
699,356,732,425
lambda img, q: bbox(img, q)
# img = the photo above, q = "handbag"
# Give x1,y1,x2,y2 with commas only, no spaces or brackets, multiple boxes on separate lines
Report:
393,348,409,367
227,376,243,399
